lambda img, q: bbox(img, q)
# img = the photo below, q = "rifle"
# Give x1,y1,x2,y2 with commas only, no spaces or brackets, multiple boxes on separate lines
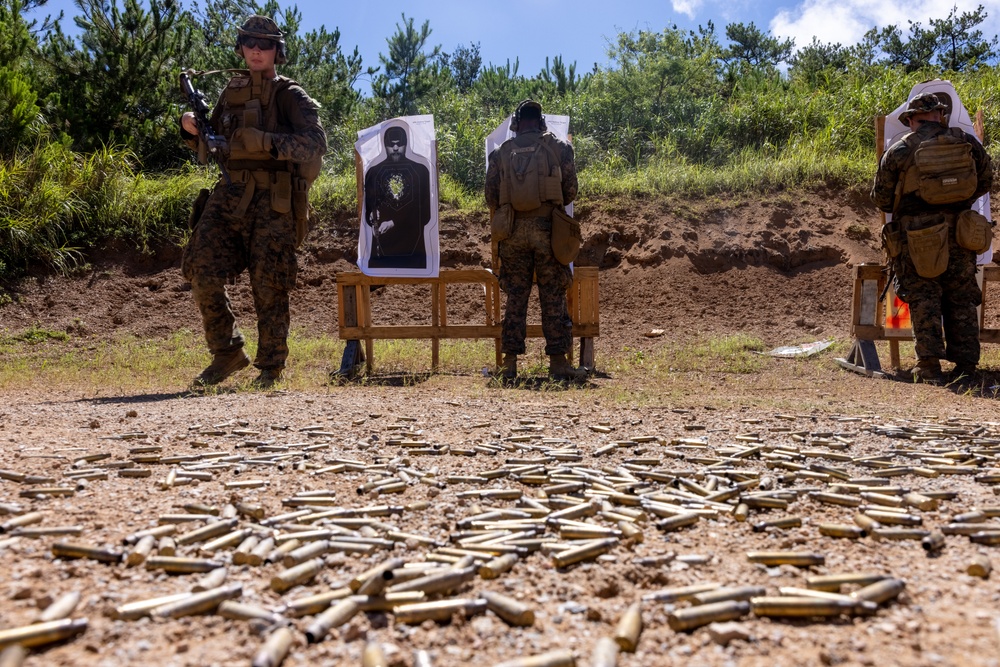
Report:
179,69,231,185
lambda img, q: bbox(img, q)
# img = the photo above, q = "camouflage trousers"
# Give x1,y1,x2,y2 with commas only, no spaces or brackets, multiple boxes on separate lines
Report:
498,215,573,356
182,181,298,370
894,235,981,367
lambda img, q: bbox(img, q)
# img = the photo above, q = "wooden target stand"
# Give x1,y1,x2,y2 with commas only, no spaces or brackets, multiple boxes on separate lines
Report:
336,151,599,378
837,111,997,376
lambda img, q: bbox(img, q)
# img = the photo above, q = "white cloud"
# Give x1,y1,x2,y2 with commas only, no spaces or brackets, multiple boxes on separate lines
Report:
769,0,1000,51
673,0,703,20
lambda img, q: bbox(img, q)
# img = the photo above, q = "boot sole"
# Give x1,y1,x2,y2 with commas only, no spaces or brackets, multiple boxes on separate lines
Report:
193,354,251,386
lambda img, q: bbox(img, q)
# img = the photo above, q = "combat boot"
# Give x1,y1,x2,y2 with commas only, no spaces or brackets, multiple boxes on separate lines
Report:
251,368,283,389
548,354,587,382
193,349,250,386
499,354,518,380
950,364,977,380
912,358,943,385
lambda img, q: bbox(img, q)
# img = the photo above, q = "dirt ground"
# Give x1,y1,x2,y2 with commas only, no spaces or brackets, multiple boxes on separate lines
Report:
1,190,1000,667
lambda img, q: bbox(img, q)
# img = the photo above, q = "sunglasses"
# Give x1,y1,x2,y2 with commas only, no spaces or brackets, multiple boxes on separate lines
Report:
240,37,276,51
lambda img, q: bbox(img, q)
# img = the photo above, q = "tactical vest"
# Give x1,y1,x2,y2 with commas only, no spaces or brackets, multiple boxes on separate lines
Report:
900,127,978,206
498,132,565,212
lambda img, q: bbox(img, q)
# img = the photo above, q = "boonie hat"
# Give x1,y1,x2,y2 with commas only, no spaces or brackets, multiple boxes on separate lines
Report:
898,92,947,124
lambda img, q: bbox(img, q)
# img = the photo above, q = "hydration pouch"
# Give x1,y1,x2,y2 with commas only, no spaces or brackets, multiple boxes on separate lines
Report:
906,220,949,278
955,209,994,254
293,177,310,247
271,171,292,214
492,203,514,243
188,188,211,230
881,223,902,259
551,207,582,266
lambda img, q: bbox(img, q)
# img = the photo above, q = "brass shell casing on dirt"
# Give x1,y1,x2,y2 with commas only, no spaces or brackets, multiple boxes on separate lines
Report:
217,600,283,625
612,602,642,652
590,637,620,667
667,600,750,631
151,583,242,619
643,583,721,603
692,586,767,606
969,531,1000,545
850,578,905,604
750,596,856,618
391,598,487,625
921,531,946,552
491,648,577,667
251,627,294,667
752,517,801,532
114,592,194,620
362,641,388,667
387,566,475,596
805,573,887,592
351,557,405,594
746,551,824,567
126,535,157,567
871,528,930,541
175,518,239,546
305,597,361,643
480,553,519,579
413,649,434,667
818,523,866,539
271,558,325,593
192,567,228,592
482,591,535,627
552,538,618,568
0,644,26,667
145,556,224,574
51,542,123,564
0,618,88,649
967,554,992,578
283,587,353,617
35,591,81,623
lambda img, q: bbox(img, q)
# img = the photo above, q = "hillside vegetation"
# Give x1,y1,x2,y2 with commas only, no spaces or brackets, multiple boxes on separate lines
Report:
1,0,999,280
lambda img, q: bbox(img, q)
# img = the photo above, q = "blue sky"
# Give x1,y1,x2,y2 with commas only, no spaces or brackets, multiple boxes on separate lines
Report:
27,0,1000,89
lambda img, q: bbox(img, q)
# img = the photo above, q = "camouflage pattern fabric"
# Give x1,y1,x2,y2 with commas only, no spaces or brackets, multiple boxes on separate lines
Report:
181,75,325,372
872,120,993,368
497,216,574,356
486,128,579,357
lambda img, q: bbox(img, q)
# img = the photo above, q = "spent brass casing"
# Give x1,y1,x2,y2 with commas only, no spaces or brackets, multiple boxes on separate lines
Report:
656,512,700,532
12,525,83,538
145,556,223,574
126,535,157,567
863,511,921,526
590,637,620,667
0,618,87,649
482,591,535,627
353,557,405,595
480,553,519,579
0,512,45,533
218,600,284,625
552,538,618,568
612,601,642,652
233,535,262,565
968,554,992,578
746,551,824,567
809,492,861,508
413,650,434,667
123,523,177,545
175,518,239,546
283,587,353,617
806,573,887,592
271,558,325,593
969,531,1000,545
251,627,294,667
853,512,881,533
353,591,426,612
618,521,643,543
362,641,387,667
819,524,866,539
192,567,228,592
392,598,487,624
51,542,122,563
36,591,81,623
642,583,720,603
850,578,905,604
152,583,242,619
921,531,946,551
387,566,476,596
493,649,576,667
114,592,193,620
247,536,275,566
282,540,334,567
752,517,802,532
872,528,929,541
201,527,252,554
751,596,856,617
733,503,749,522
941,523,997,536
692,586,767,606
0,644,26,667
902,492,939,511
667,600,749,631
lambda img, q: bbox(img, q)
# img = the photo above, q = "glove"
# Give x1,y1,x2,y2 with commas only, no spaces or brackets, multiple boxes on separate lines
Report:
233,127,272,153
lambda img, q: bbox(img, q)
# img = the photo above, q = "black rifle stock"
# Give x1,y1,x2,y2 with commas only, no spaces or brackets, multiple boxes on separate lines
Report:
179,69,231,185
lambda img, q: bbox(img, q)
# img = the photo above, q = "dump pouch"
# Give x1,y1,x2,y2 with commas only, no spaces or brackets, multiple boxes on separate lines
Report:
492,203,514,243
955,209,994,254
271,171,292,214
906,219,949,278
188,188,211,230
551,207,582,265
881,222,902,259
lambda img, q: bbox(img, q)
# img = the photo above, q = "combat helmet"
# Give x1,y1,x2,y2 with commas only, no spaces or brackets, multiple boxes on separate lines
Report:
235,15,287,64
898,92,947,124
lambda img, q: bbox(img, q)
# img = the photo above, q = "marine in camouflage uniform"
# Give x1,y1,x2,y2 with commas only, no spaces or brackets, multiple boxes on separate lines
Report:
485,100,584,381
180,15,326,388
871,93,992,382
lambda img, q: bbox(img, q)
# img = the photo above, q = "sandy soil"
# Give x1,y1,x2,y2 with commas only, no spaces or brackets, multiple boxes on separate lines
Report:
1,190,999,667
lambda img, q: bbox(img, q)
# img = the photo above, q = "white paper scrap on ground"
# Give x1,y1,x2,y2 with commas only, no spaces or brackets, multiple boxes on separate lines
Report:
765,341,834,358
